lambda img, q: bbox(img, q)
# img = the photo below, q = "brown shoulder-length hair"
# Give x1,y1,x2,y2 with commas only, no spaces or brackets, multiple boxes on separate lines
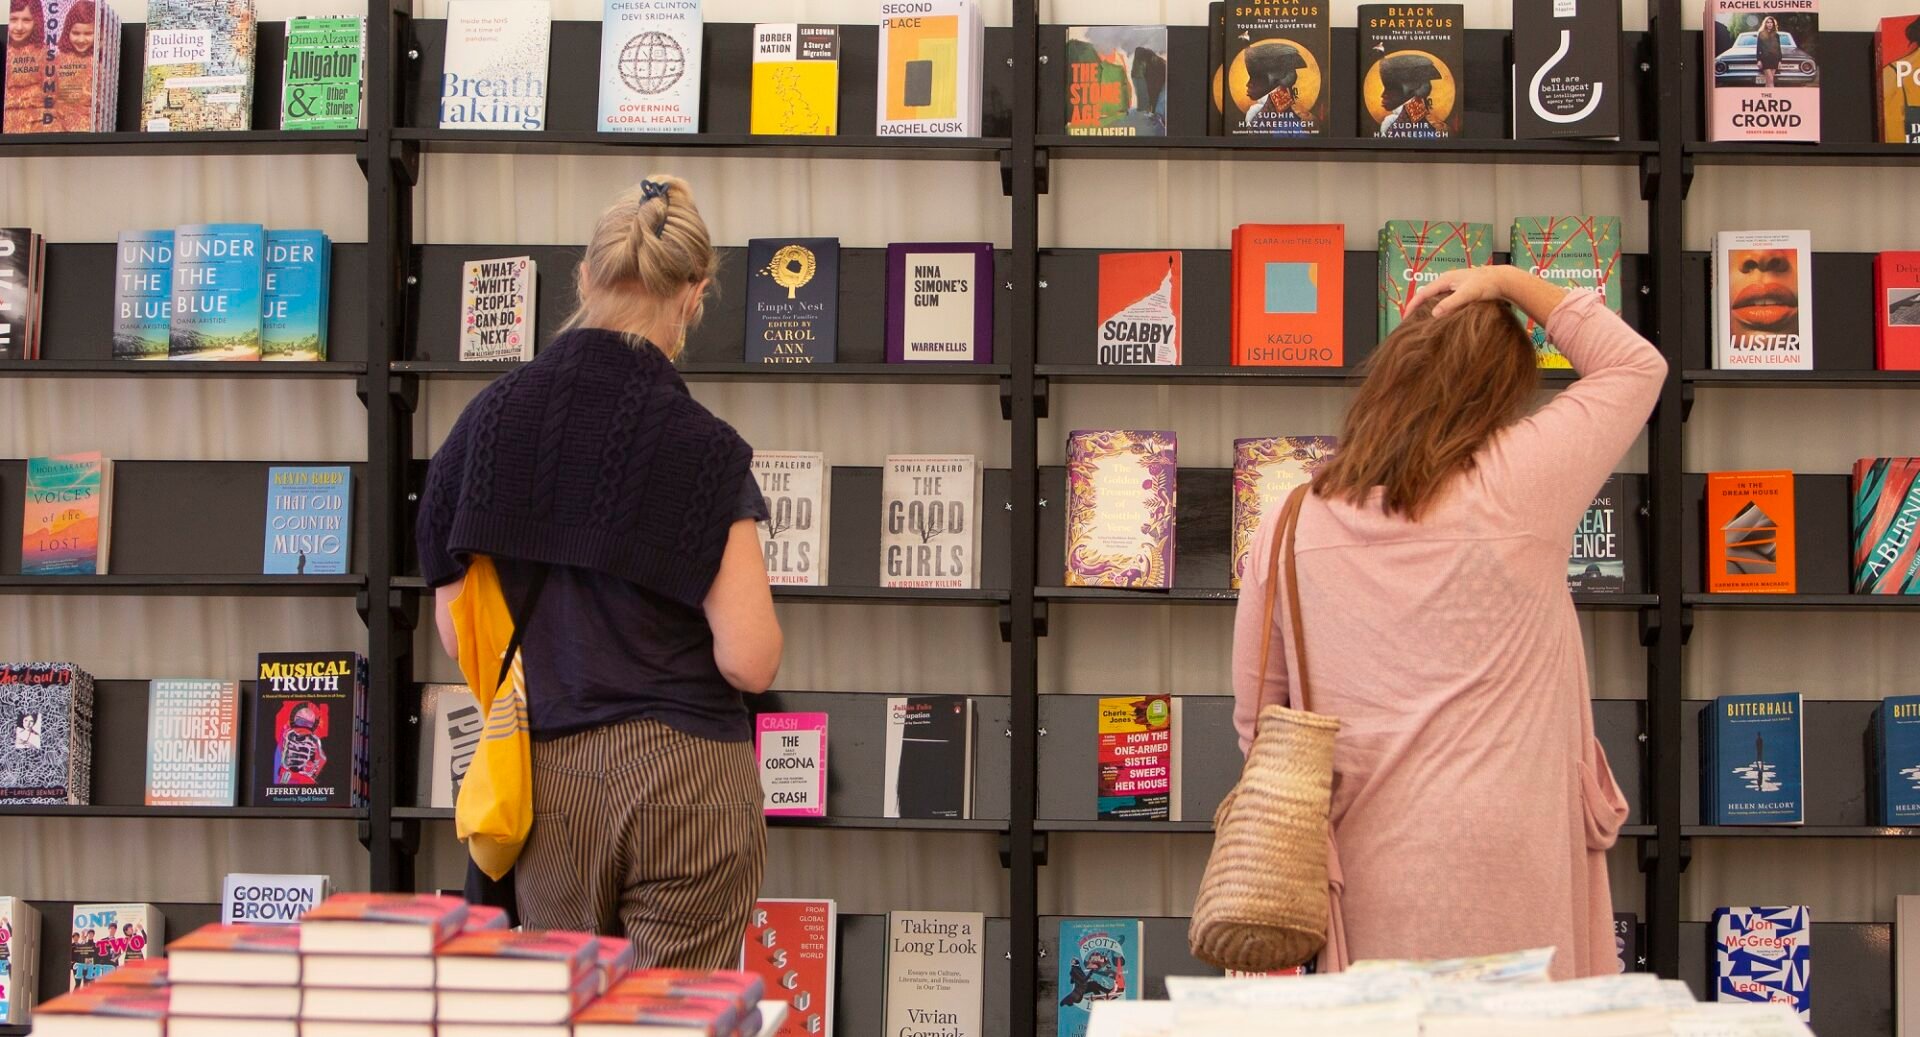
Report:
1312,298,1538,519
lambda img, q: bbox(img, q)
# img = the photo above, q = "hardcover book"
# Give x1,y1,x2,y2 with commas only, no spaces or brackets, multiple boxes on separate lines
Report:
262,465,352,575
883,695,973,820
0,898,39,1026
441,0,550,130
221,873,330,925
460,256,536,361
1357,4,1464,139
741,899,835,1037
877,0,983,137
1096,251,1181,365
884,911,984,1037
1878,696,1920,826
299,893,468,956
1231,435,1337,588
752,451,829,587
436,929,598,991
1377,220,1491,340
36,981,168,1031
607,969,763,1013
418,683,481,809
755,712,827,817
1713,906,1811,1020
1705,0,1820,143
69,903,164,989
1064,429,1177,589
1206,1,1225,135
166,922,301,988
51,0,115,131
0,228,38,360
751,24,837,135
1057,918,1142,1037
1880,16,1920,144
113,230,174,360
144,678,239,806
574,994,739,1035
283,16,364,130
170,222,265,360
1713,230,1813,370
1876,251,1920,370
746,238,838,363
1709,693,1804,826
261,230,330,360
251,651,366,808
1224,1,1330,136
1569,473,1628,593
1706,470,1797,594
597,0,698,133
1614,912,1640,972
22,452,112,575
1230,223,1344,367
1063,26,1169,137
2,0,51,133
1853,457,1920,595
885,242,993,363
141,0,257,131
1510,216,1623,369
879,454,979,590
0,663,93,805
1097,695,1172,822
1513,0,1622,140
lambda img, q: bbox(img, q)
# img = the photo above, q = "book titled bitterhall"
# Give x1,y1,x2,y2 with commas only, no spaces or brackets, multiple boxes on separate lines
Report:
1514,0,1621,140
1096,252,1181,365
141,0,256,131
884,695,972,819
22,452,112,575
1057,919,1142,1037
1569,473,1628,593
460,256,536,360
1225,1,1329,136
1064,26,1169,136
880,455,978,589
1377,220,1492,340
1878,696,1920,826
1852,457,1920,594
170,223,265,360
143,679,239,807
262,465,352,575
68,904,163,989
1714,906,1811,1020
1357,5,1464,139
752,450,829,586
755,712,827,817
441,0,550,130
113,231,174,360
251,652,366,808
1510,216,1622,369
1712,230,1813,370
751,24,838,135
282,16,364,130
884,911,984,1037
1097,695,1172,822
1231,436,1336,589
741,899,835,1037
262,229,330,360
877,0,984,137
1876,251,1920,370
1709,693,1804,826
1064,430,1177,589
1231,223,1344,367
1706,470,1797,594
746,238,838,362
0,662,94,805
1878,16,1920,144
886,242,993,363
598,0,700,133
1704,0,1820,143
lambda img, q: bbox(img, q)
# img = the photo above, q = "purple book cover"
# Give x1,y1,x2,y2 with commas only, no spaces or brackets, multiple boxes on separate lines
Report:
885,242,995,363
1065,429,1177,589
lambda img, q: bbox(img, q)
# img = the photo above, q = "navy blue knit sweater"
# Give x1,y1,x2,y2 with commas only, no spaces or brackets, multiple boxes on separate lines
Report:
415,328,754,608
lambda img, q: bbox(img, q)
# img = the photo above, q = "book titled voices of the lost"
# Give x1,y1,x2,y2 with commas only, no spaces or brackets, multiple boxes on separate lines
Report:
283,17,365,130
752,451,830,586
1057,918,1143,1037
746,238,839,363
1513,0,1622,140
598,0,700,133
68,903,164,989
883,695,973,820
751,24,838,135
1713,230,1813,370
1879,16,1920,144
741,899,835,1037
1064,430,1177,590
1707,692,1804,826
1225,2,1330,136
251,652,367,808
1231,436,1337,589
1063,26,1169,137
113,231,174,360
884,911,984,1037
1097,695,1172,822
1511,216,1623,369
886,243,993,363
1714,906,1811,1021
1357,5,1464,139
441,0,551,130
1878,695,1920,827
1568,473,1628,593
419,683,481,809
1377,220,1491,340
877,0,984,137
142,0,257,131
22,452,113,576
1854,457,1920,595
1876,251,1920,371
880,454,979,590
143,679,240,807
262,465,353,575
0,662,94,806
1231,223,1344,367
755,712,827,818
1704,0,1820,143
460,256,537,361
1096,251,1181,365
1706,470,1797,594
221,873,331,925
262,230,331,360
170,223,266,361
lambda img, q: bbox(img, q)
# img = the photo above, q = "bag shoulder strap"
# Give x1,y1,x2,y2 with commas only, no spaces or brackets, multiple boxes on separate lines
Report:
1253,484,1313,714
494,564,549,694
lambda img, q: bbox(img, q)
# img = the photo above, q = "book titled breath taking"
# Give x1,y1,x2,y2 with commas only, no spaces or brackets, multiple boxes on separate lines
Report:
1511,216,1622,369
441,0,551,130
113,231,174,360
1713,230,1812,370
1065,430,1176,589
283,17,364,130
1358,5,1464,139
1704,0,1820,143
1097,252,1181,365
1378,220,1491,340
755,712,827,817
1231,436,1336,589
886,243,993,363
22,453,111,575
143,679,239,807
746,238,839,363
142,0,257,131
1097,695,1172,822
751,24,838,135
1064,26,1169,136
598,0,700,133
1714,906,1811,1021
1709,693,1803,826
880,454,978,590
460,256,536,360
262,230,330,360
262,465,352,575
753,451,829,586
170,223,265,360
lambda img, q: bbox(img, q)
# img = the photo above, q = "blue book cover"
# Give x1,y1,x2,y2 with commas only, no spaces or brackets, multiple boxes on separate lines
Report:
1881,695,1920,825
262,230,330,361
1056,918,1141,1037
261,466,353,575
170,223,265,360
113,231,174,360
1712,693,1804,826
744,238,839,363
1714,905,1811,1021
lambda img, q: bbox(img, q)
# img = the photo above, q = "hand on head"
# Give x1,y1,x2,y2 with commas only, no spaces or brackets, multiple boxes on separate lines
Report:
1406,266,1513,319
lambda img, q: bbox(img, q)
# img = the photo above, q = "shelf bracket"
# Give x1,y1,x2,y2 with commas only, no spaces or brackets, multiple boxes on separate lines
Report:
1640,836,1694,875
392,373,421,414
997,601,1049,642
355,588,372,628
389,588,421,631
1638,606,1694,647
1000,148,1050,197
1638,154,1695,203
1679,381,1695,423
999,831,1049,869
391,139,421,188
1000,375,1048,421
1034,375,1049,419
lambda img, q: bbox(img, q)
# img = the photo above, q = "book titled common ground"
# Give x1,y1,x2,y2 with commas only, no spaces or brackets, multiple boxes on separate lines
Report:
1511,215,1623,369
886,243,993,363
598,0,700,132
1378,220,1491,340
262,465,352,575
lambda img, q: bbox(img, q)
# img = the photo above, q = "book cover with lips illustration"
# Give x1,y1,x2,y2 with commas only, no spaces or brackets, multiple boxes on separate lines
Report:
1713,230,1813,370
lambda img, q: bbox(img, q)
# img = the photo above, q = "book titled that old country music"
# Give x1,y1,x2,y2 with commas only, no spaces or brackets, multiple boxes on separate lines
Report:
441,0,551,130
22,453,112,575
750,24,838,135
1377,220,1492,340
1231,223,1344,367
1063,26,1169,137
886,243,993,363
598,0,699,133
1879,16,1920,144
1853,457,1920,594
880,455,979,590
1357,5,1464,139
170,223,265,360
1096,251,1181,365
1231,436,1336,589
142,0,257,131
1876,251,1920,370
1065,430,1177,590
1510,216,1623,369
262,465,352,575
745,238,838,363
1713,230,1813,370
752,451,829,586
1097,695,1172,822
1706,470,1797,594
1224,1,1330,136
1704,0,1820,143
251,652,367,808
144,679,239,807
1513,0,1622,140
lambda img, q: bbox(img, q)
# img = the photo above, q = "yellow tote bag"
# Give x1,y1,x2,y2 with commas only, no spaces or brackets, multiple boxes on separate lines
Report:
450,555,534,880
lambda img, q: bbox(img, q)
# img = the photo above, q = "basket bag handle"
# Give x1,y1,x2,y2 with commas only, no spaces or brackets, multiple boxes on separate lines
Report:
1256,482,1312,710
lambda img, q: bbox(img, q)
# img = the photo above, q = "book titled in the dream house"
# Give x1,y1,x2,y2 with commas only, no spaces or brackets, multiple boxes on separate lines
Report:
1231,436,1337,589
1705,470,1797,594
251,652,367,808
1713,230,1813,371
1065,430,1177,590
113,231,174,360
1357,5,1464,139
262,230,330,361
170,223,266,361
1704,0,1820,143
1513,0,1622,140
460,256,537,361
1568,473,1628,593
283,16,365,130
142,0,257,131
745,238,839,363
143,679,240,807
1852,457,1920,595
1510,216,1623,369
879,455,979,590
262,465,353,576
752,450,829,587
886,243,993,364
755,712,827,818
598,0,700,133
1063,26,1169,137
1096,252,1181,365
1224,2,1330,136
441,0,551,131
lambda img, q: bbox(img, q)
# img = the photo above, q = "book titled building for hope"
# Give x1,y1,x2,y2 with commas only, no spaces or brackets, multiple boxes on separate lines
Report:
441,0,551,130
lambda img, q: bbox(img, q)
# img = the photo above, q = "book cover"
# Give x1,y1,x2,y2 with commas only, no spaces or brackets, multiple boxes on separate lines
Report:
1097,695,1172,822
441,0,549,130
1207,1,1225,135
0,898,39,1026
251,651,365,807
22,452,111,575
0,228,32,360
1057,918,1142,1037
755,712,827,818
1513,0,1622,140
745,238,838,363
302,893,467,931
3,0,52,133
87,957,164,987
1853,457,1920,595
0,662,93,805
885,243,994,363
1377,220,1492,339
1569,473,1628,593
597,0,698,133
753,451,830,586
1510,215,1623,368
1879,696,1920,826
143,678,239,806
1705,0,1820,143
879,454,979,590
282,16,362,130
38,981,168,1022
877,0,980,137
1880,16,1920,144
1225,2,1330,136
751,24,837,135
1877,251,1920,371
1713,230,1813,370
1613,912,1640,972
221,873,330,925
741,899,835,1037
262,230,329,360
884,911,984,1037
1706,470,1797,594
113,230,174,360
1063,26,1169,137
460,256,536,361
1711,693,1803,826
170,222,265,360
419,683,481,809
69,903,164,989
593,934,637,992
1231,435,1337,589
1357,4,1464,139
51,0,109,130
262,465,352,575
1064,429,1177,589
1231,223,1344,367
576,994,738,1034
883,695,972,820
438,927,597,969
1714,906,1811,1020
1096,251,1181,365
141,0,256,131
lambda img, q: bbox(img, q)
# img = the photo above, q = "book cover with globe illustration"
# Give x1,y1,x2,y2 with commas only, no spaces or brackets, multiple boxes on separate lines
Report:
599,0,702,132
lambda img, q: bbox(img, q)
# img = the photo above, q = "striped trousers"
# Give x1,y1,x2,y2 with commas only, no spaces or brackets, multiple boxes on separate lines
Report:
516,717,767,969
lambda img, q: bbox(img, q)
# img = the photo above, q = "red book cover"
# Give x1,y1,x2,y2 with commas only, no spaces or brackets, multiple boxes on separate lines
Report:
303,893,467,932
462,904,509,932
37,981,169,1017
1881,16,1920,143
595,936,638,992
170,923,300,954
1095,252,1182,365
575,994,737,1035
93,958,169,987
439,929,597,970
610,970,764,1015
1876,251,1920,370
50,0,106,131
1231,224,1345,366
740,899,834,1037
1706,470,1798,594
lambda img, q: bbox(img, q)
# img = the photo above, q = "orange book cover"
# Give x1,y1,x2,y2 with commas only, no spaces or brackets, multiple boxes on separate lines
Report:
169,923,298,954
1705,470,1797,594
1232,223,1345,367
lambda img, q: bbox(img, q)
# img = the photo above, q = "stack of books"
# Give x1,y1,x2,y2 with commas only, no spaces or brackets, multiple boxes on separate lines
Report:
434,927,630,1036
0,227,46,360
33,958,169,1037
296,892,484,1037
574,968,769,1036
165,924,301,1037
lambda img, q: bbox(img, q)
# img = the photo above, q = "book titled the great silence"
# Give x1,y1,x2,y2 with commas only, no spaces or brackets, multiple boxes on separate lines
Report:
1057,919,1142,1037
745,238,838,363
884,910,984,1037
1514,0,1621,140
251,652,367,808
262,465,353,575
1357,5,1464,139
1568,473,1628,593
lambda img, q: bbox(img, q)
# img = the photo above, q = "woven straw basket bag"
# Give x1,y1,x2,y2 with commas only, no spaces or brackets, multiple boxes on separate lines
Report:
1189,483,1341,973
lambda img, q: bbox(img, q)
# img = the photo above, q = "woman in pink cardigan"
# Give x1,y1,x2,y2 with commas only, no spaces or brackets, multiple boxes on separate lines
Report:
1232,265,1666,978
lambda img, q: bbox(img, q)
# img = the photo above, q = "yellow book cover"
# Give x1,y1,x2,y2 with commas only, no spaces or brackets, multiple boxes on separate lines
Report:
750,24,839,136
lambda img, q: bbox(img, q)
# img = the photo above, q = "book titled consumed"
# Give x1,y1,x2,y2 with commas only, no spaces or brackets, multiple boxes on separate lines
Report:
1057,918,1142,1037
251,652,367,808
1096,251,1181,365
741,899,835,1037
1063,26,1169,137
1097,695,1172,822
886,243,993,363
22,452,113,575
880,454,979,590
1714,905,1811,1021
1713,230,1813,370
1357,4,1464,139
441,0,551,130
883,695,972,820
1706,470,1797,594
1852,457,1920,595
756,712,827,818
885,911,984,1037
753,451,829,586
460,256,537,361
1231,436,1336,589
262,465,353,575
1065,430,1177,589
1705,692,1803,826
1568,473,1628,593
144,679,239,807
745,238,838,363
170,223,266,361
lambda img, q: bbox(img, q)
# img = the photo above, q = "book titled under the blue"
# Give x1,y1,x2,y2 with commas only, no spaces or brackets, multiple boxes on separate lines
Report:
262,466,353,575
1709,693,1804,826
262,230,331,361
113,231,174,360
170,223,265,360
1713,905,1811,1021
1879,695,1920,826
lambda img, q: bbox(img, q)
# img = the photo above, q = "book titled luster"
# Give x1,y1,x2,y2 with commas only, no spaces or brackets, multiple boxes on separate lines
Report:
22,452,112,575
142,0,255,131
880,454,979,590
1057,918,1142,1037
751,24,838,135
170,223,265,360
1231,436,1336,589
1714,906,1811,1020
1879,696,1920,826
1097,695,1172,822
1064,26,1169,137
1224,2,1329,136
283,17,363,130
1096,252,1181,365
0,663,93,805
251,652,367,808
144,679,239,807
1853,457,1920,594
1880,16,1920,144
460,256,536,360
883,695,972,820
262,229,330,360
1231,223,1344,367
746,238,838,363
1510,216,1623,369
1706,470,1797,594
741,899,835,1037
113,230,174,360
598,0,699,133
884,911,984,1037
886,242,993,363
262,465,352,574
441,0,551,130
1064,430,1177,589
877,0,983,138
1705,0,1819,143
221,873,330,926
1513,0,1622,140
1569,473,1628,593
68,903,164,989
1876,251,1920,370
1357,5,1464,139
1713,230,1812,370
752,451,829,587
756,712,827,817
1708,692,1804,826
1378,220,1491,340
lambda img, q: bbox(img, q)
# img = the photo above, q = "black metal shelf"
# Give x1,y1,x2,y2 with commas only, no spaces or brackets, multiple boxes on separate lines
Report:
0,575,364,595
1683,141,1920,167
0,360,366,378
393,360,1010,383
1683,594,1920,611
1038,135,1657,164
0,129,366,158
391,128,1009,161
0,805,365,820
1036,586,1656,610
1682,826,1920,839
394,805,1002,831
1036,819,1214,834
1035,364,1582,387
393,576,1005,606
1684,370,1920,388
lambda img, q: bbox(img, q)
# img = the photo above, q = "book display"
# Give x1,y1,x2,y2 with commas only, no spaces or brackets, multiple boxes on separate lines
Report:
598,0,699,133
141,0,254,132
751,24,838,136
440,0,550,131
0,227,43,359
281,16,364,131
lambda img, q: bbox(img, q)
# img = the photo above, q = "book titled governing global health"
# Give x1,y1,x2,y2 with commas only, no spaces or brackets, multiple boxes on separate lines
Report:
142,0,256,131
884,910,984,1037
1057,919,1142,1037
1513,0,1622,140
282,16,364,130
751,24,838,135
1704,0,1820,143
740,899,835,1037
886,242,993,363
1064,430,1177,590
262,230,331,360
880,454,979,590
441,0,551,130
1712,230,1813,370
262,465,353,575
251,652,367,808
170,223,265,360
1231,436,1336,589
599,0,700,133
1357,5,1464,139
113,231,174,360
1224,2,1329,136
22,452,113,575
143,679,239,807
752,451,829,586
755,712,827,817
1063,26,1169,136
1852,457,1920,594
1511,215,1623,369
1097,695,1172,822
1714,906,1811,1020
1378,220,1491,340
746,238,839,363
1096,252,1181,365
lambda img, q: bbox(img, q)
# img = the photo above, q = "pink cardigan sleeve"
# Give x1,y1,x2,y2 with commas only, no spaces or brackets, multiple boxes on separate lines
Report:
1232,504,1290,754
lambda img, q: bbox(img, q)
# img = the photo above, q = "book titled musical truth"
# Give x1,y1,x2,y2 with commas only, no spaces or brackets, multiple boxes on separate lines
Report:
756,712,827,818
741,899,835,1037
884,910,984,1037
880,454,979,590
1511,216,1622,369
460,256,536,361
1096,252,1181,365
877,0,984,137
441,0,551,130
746,238,838,363
262,229,330,360
1706,470,1797,594
1879,16,1920,144
751,24,838,135
883,695,973,820
886,242,993,363
1357,5,1464,139
251,652,367,808
1514,0,1621,140
144,679,239,807
1876,251,1920,371
69,903,164,990
262,465,353,575
1231,223,1344,367
0,662,93,805
1853,457,1920,595
142,0,257,131
1713,230,1813,370
598,0,700,133
1704,0,1820,143
1569,473,1628,593
170,223,265,360
1064,26,1169,136
1057,919,1142,1037
1378,220,1491,340
1097,695,1172,822
1714,906,1811,1021
1706,692,1804,826
282,17,364,130
1065,430,1177,589
22,452,112,575
1877,695,1920,827
1225,1,1329,136
1231,436,1337,589
113,231,174,360
753,451,829,586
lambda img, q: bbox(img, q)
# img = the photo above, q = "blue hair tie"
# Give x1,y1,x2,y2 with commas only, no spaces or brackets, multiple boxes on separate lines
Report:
639,179,671,237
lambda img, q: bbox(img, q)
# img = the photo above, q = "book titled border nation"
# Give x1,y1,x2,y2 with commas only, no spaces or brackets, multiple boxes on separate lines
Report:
262,465,353,575
1097,695,1172,822
1096,252,1181,365
221,873,330,925
1853,457,1920,594
884,911,984,1037
0,663,93,805
1065,430,1176,589
144,679,239,806
1875,251,1920,370
1704,0,1820,143
1879,16,1920,144
1569,473,1628,593
141,0,256,131
23,452,112,575
1712,230,1813,370
1878,695,1920,826
113,231,174,360
598,0,698,133
460,256,536,361
1705,470,1797,594
1231,436,1336,589
1709,692,1803,826
170,223,265,360
746,238,838,363
1377,220,1491,340
262,230,330,360
740,899,835,1037
751,24,838,135
1230,223,1344,367
755,712,827,818
1357,5,1464,139
883,695,973,820
1510,216,1622,369
1713,906,1811,1020
251,652,367,808
1063,26,1169,137
1224,2,1330,136
283,16,364,130
886,243,993,363
880,455,979,590
877,0,982,137
752,451,829,586
1514,0,1622,140
441,0,551,130
1057,918,1142,1037
69,903,164,990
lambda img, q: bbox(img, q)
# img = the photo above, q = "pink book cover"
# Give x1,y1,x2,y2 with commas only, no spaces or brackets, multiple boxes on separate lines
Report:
50,0,106,131
755,712,827,818
2,0,52,132
1704,0,1820,142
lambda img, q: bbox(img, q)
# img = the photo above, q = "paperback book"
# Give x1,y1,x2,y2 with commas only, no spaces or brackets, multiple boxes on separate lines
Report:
1057,918,1142,1037
113,230,174,360
221,873,330,925
1568,473,1628,593
418,683,481,809
282,16,364,130
886,242,994,363
262,465,352,575
879,454,979,590
1513,0,1622,140
0,228,42,361
741,899,835,1037
884,911,984,1037
1377,220,1491,340
1230,223,1345,367
877,0,984,137
22,452,112,575
1853,457,1920,595
1705,470,1797,594
1876,251,1920,370
1712,230,1813,370
1097,695,1172,822
460,256,537,361
0,663,93,805
755,712,827,817
1704,0,1820,143
1063,26,1169,137
2,0,51,132
144,679,239,806
52,0,119,131
1614,912,1640,972
170,222,266,360
1357,4,1464,139
0,898,39,1025
883,695,973,820
750,24,837,135
251,651,367,808
167,923,302,990
1877,695,1920,826
1706,693,1804,826
1510,216,1623,369
1879,16,1920,144
1713,906,1811,1020
1096,251,1181,365
1224,1,1329,136
69,903,163,989
441,0,550,130
752,451,829,586
746,238,839,363
142,0,257,131
261,229,330,360
1231,435,1337,589
1064,429,1177,589
598,0,699,133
